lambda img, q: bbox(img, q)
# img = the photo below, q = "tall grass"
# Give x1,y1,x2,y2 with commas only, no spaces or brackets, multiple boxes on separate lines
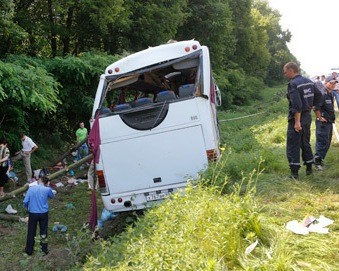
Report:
82,180,296,270
78,84,339,270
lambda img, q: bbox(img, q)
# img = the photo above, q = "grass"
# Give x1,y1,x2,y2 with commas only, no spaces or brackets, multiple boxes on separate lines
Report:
0,174,104,271
79,85,339,270
1,84,339,270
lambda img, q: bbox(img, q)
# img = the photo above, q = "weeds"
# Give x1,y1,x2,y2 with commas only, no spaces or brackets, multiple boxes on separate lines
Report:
2,84,339,270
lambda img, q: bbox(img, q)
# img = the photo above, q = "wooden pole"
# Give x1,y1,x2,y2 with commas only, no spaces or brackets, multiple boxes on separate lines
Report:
0,214,22,222
47,154,93,180
0,183,29,202
49,137,88,167
0,154,93,203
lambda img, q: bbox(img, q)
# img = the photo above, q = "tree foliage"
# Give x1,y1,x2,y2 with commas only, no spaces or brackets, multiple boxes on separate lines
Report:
176,0,235,70
124,0,188,52
0,0,297,144
0,0,28,55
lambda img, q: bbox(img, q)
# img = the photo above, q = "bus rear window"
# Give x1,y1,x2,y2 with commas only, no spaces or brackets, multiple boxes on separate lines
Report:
100,55,202,112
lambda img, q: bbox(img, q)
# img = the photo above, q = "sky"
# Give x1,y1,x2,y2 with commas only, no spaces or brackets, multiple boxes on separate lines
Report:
268,0,339,77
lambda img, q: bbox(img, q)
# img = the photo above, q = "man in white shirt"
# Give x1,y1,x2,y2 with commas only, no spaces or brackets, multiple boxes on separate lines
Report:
12,134,38,183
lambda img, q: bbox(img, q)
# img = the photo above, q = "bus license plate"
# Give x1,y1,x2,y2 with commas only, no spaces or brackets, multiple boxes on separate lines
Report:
146,192,170,202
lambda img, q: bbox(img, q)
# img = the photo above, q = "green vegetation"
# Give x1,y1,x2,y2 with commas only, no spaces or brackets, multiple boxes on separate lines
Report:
76,86,339,270
1,0,296,146
0,180,102,271
0,85,338,270
82,183,294,270
1,1,338,270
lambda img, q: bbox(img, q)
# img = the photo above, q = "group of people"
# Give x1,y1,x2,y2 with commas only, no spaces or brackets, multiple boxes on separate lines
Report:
0,133,48,255
283,62,336,179
0,121,93,256
2,67,336,256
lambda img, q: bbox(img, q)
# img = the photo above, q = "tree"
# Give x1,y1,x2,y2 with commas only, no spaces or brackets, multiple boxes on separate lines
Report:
176,0,235,70
124,0,188,52
0,0,27,56
253,0,296,84
0,55,60,148
227,0,255,70
12,0,127,57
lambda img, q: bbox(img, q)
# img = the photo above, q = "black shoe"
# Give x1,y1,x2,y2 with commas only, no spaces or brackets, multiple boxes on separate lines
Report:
306,164,313,175
24,249,32,256
306,169,313,175
290,171,299,180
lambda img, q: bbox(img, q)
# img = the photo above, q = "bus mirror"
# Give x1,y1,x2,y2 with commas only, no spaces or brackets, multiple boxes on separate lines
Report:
215,86,222,106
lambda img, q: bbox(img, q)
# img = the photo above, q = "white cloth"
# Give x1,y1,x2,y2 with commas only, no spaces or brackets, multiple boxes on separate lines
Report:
22,136,37,152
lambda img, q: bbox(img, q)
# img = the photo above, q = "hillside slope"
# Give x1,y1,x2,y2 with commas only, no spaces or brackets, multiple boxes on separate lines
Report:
80,85,339,270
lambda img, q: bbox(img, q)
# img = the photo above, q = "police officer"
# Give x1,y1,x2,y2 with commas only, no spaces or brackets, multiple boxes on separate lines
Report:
314,76,337,170
283,62,322,179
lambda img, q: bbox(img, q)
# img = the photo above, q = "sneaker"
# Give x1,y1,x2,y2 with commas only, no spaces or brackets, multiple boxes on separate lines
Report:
315,164,323,171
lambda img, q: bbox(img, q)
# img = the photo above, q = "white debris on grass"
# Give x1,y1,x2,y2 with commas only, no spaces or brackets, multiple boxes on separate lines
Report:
5,204,18,214
245,239,259,255
286,215,334,235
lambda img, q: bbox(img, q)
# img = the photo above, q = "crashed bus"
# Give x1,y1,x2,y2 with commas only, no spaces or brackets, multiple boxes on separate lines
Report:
91,40,221,213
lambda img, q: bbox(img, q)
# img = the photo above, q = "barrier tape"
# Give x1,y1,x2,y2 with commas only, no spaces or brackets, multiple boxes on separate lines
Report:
219,111,265,122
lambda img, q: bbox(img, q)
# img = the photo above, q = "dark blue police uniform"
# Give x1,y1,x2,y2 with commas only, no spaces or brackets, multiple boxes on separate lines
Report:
286,75,321,176
314,90,335,165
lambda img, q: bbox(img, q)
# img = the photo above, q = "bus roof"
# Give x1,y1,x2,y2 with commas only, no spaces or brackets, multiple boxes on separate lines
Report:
105,40,202,76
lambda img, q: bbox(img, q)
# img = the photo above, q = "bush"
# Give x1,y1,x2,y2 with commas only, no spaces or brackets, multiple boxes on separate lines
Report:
214,69,265,109
81,181,295,270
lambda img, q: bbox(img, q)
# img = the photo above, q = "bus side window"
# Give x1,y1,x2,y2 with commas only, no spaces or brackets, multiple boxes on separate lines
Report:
156,90,177,102
131,97,153,107
178,84,195,98
113,103,132,112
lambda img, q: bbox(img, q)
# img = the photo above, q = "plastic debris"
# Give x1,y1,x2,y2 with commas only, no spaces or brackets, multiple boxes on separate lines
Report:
65,203,75,209
55,182,64,187
286,215,334,235
67,178,79,185
19,217,29,223
245,239,259,255
286,220,309,235
98,208,116,229
52,224,68,233
5,204,18,214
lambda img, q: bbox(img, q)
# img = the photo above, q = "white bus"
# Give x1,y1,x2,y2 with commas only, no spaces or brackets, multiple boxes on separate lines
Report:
92,40,221,213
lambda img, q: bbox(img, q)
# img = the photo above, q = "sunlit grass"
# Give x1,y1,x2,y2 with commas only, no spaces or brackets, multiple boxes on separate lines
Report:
79,84,339,270
83,180,296,270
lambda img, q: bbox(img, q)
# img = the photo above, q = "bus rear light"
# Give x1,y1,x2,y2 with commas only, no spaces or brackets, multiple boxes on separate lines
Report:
118,198,123,203
185,46,190,52
114,67,120,73
206,149,218,162
97,170,107,189
192,44,197,50
108,69,113,74
111,198,116,204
